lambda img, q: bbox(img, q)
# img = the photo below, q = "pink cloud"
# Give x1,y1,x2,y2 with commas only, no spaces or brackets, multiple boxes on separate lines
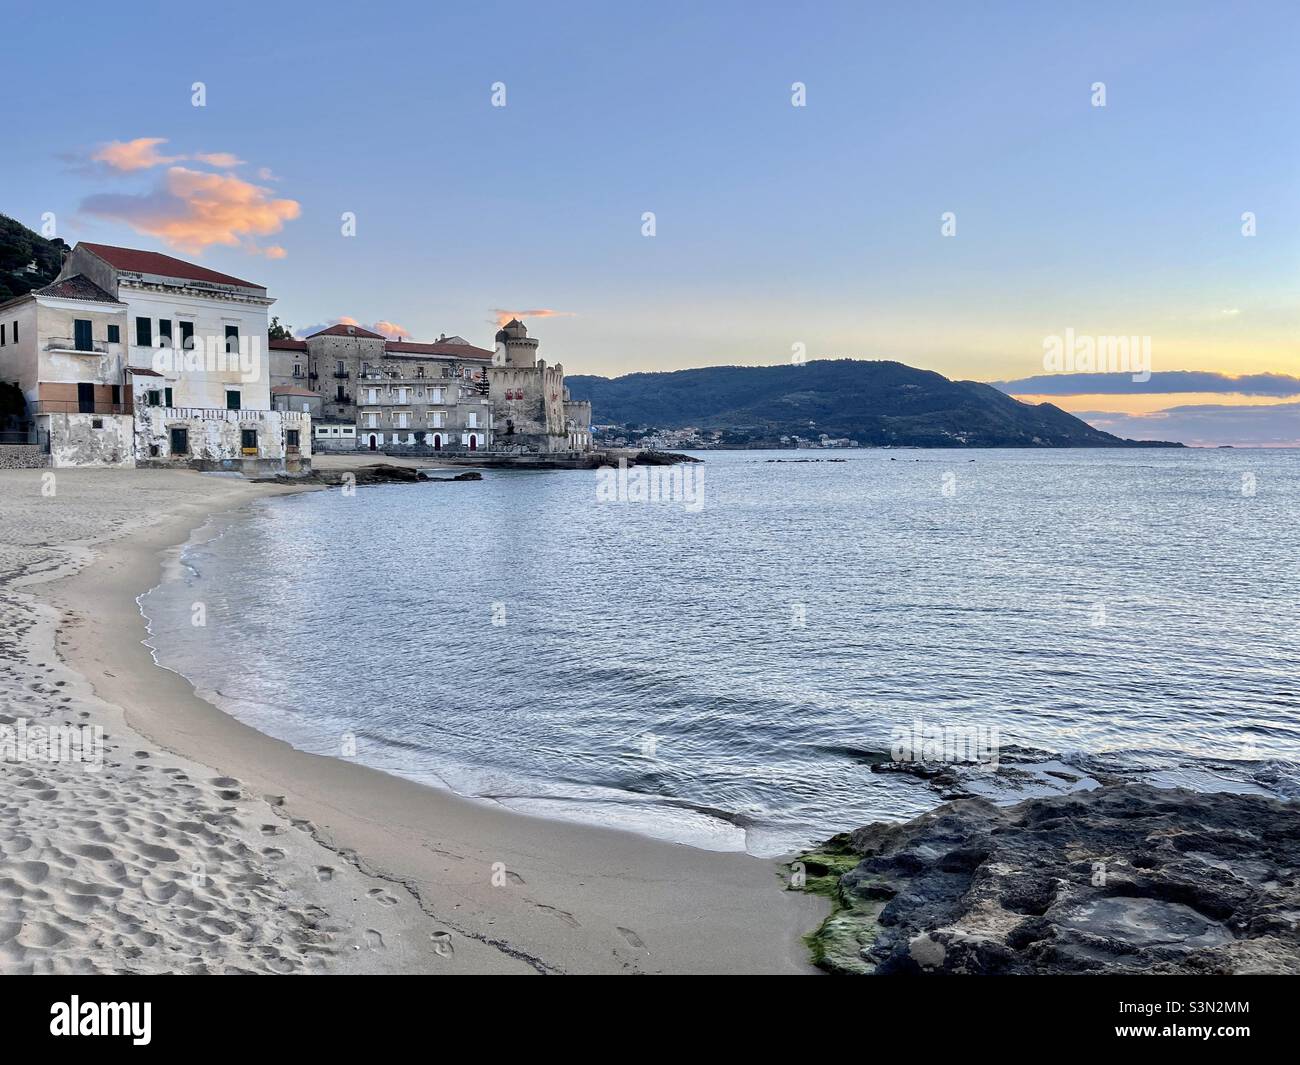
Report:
491,308,576,327
294,317,411,340
193,151,246,168
91,137,184,172
81,166,300,256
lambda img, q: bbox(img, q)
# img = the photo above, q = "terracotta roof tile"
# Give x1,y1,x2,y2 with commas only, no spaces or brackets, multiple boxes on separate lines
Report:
34,274,122,304
79,242,264,290
306,324,387,340
386,340,493,359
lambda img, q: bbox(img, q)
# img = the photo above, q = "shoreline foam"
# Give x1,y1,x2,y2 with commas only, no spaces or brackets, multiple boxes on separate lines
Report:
1,467,822,974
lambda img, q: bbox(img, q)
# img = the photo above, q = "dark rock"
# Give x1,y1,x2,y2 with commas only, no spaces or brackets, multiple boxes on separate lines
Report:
799,785,1300,974
633,450,701,465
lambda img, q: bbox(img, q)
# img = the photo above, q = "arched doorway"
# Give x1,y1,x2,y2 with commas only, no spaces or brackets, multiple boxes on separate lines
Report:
368,434,378,451
433,434,442,451
468,434,477,451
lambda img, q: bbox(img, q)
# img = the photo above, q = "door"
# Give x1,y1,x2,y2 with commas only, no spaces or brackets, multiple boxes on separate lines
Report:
433,434,441,451
369,435,378,451
468,434,477,451
77,382,94,414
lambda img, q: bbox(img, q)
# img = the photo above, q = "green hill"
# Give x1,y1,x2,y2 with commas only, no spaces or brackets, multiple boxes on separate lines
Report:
0,214,67,304
566,360,1181,448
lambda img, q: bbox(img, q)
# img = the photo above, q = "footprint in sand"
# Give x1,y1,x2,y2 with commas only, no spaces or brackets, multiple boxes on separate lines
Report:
534,903,580,928
364,929,385,950
366,888,399,907
430,931,454,957
616,927,647,950
314,866,333,882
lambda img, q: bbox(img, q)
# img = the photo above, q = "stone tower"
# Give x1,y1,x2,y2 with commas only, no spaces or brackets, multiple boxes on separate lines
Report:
493,318,539,369
487,319,589,453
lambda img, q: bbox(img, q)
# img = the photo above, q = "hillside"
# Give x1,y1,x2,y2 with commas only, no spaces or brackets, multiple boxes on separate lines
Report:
0,214,66,304
566,359,1181,448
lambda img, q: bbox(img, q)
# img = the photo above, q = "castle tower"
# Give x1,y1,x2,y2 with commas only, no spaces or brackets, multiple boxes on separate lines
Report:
494,318,539,368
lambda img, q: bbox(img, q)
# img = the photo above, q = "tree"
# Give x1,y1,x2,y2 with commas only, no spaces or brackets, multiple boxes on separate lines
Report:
268,316,293,340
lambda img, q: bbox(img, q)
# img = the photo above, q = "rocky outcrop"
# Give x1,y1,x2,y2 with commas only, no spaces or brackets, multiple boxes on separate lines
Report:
253,465,483,486
798,785,1300,974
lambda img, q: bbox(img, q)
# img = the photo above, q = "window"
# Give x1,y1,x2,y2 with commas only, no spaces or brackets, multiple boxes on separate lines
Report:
77,382,95,414
286,429,300,447
147,390,161,407
336,361,345,374
111,385,121,408
179,321,194,349
293,363,302,378
164,387,173,407
431,387,444,404
430,411,446,428
240,429,258,452
107,324,120,344
74,319,93,352
136,317,152,347
92,418,104,429
225,325,239,353
170,428,189,454
10,321,14,343
336,385,346,400
1,324,5,345
158,319,173,346
467,411,478,428
226,390,241,410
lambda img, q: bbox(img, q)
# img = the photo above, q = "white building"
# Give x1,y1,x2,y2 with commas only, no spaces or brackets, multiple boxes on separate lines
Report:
0,274,134,466
54,243,308,472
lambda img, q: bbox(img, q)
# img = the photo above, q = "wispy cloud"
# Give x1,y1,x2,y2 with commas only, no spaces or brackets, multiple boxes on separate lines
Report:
995,370,1300,398
294,316,410,340
80,166,300,257
192,151,246,168
91,137,184,172
89,137,247,174
1081,401,1300,448
491,308,576,328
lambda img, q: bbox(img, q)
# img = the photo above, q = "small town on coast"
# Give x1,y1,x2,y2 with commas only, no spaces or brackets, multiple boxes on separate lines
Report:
0,241,597,473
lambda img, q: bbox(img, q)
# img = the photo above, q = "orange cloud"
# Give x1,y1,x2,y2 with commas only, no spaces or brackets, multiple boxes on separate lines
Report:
372,320,411,339
295,317,410,339
81,166,300,256
263,245,287,260
91,137,184,171
492,308,576,327
193,151,246,168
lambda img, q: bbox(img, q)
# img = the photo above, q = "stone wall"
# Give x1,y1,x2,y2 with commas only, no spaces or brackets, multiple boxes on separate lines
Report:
134,407,311,473
43,413,135,468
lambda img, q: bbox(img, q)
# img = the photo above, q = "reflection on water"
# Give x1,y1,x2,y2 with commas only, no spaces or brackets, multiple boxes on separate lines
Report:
141,448,1300,855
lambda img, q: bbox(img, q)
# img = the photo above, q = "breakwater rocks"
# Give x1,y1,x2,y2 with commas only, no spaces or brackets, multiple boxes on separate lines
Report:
796,785,1300,974
253,465,483,486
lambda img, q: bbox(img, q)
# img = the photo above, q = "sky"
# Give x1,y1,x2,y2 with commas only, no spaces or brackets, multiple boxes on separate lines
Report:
4,0,1297,444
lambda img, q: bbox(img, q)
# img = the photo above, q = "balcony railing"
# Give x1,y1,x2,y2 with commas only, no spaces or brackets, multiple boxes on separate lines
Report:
333,371,350,379
34,400,126,414
45,338,111,354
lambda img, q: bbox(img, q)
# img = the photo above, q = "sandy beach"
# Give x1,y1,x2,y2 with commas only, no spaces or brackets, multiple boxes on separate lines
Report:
0,466,822,975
